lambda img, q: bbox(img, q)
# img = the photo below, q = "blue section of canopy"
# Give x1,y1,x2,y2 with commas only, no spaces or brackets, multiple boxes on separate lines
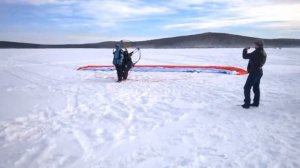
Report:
80,67,234,75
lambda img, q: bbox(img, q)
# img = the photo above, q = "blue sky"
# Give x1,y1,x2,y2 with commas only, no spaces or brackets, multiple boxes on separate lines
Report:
0,0,299,44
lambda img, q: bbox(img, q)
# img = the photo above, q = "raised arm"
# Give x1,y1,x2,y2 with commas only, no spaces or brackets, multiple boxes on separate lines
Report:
243,48,255,59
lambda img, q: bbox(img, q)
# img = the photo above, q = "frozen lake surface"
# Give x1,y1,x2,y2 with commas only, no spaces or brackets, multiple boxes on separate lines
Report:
0,48,299,168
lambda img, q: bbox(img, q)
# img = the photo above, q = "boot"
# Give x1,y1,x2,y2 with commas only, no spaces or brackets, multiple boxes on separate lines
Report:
242,104,250,109
250,103,259,107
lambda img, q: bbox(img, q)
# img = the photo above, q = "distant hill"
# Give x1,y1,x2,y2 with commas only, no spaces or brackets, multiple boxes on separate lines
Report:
0,41,116,49
133,33,300,48
1,32,300,48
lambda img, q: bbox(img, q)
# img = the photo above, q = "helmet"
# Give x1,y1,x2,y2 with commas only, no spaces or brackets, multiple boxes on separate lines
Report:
254,39,264,47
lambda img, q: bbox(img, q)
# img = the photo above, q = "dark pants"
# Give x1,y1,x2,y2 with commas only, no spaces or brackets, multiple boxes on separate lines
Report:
115,64,123,81
244,71,263,105
122,62,133,80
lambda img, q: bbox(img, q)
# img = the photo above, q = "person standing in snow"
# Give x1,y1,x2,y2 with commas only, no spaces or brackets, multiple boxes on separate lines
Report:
122,48,134,80
242,39,267,109
113,44,124,82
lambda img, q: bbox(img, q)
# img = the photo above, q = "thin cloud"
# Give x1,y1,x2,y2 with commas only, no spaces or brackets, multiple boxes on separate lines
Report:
2,0,171,27
163,1,300,32
1,0,299,43
1,0,75,5
78,0,170,27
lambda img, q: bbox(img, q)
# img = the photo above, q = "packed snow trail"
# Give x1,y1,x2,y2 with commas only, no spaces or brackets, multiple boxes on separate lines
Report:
0,49,299,168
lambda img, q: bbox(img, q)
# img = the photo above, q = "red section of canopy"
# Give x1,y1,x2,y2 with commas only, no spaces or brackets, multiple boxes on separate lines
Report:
77,65,248,75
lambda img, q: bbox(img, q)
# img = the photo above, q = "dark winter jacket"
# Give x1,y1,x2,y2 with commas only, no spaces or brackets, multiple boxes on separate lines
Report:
113,48,124,65
243,48,267,73
123,49,133,66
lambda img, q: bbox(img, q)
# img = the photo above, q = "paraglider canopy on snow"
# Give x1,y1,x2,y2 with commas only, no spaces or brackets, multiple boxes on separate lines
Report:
77,65,248,75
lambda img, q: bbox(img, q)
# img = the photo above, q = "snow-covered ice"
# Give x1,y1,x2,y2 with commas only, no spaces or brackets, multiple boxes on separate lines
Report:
0,48,299,168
